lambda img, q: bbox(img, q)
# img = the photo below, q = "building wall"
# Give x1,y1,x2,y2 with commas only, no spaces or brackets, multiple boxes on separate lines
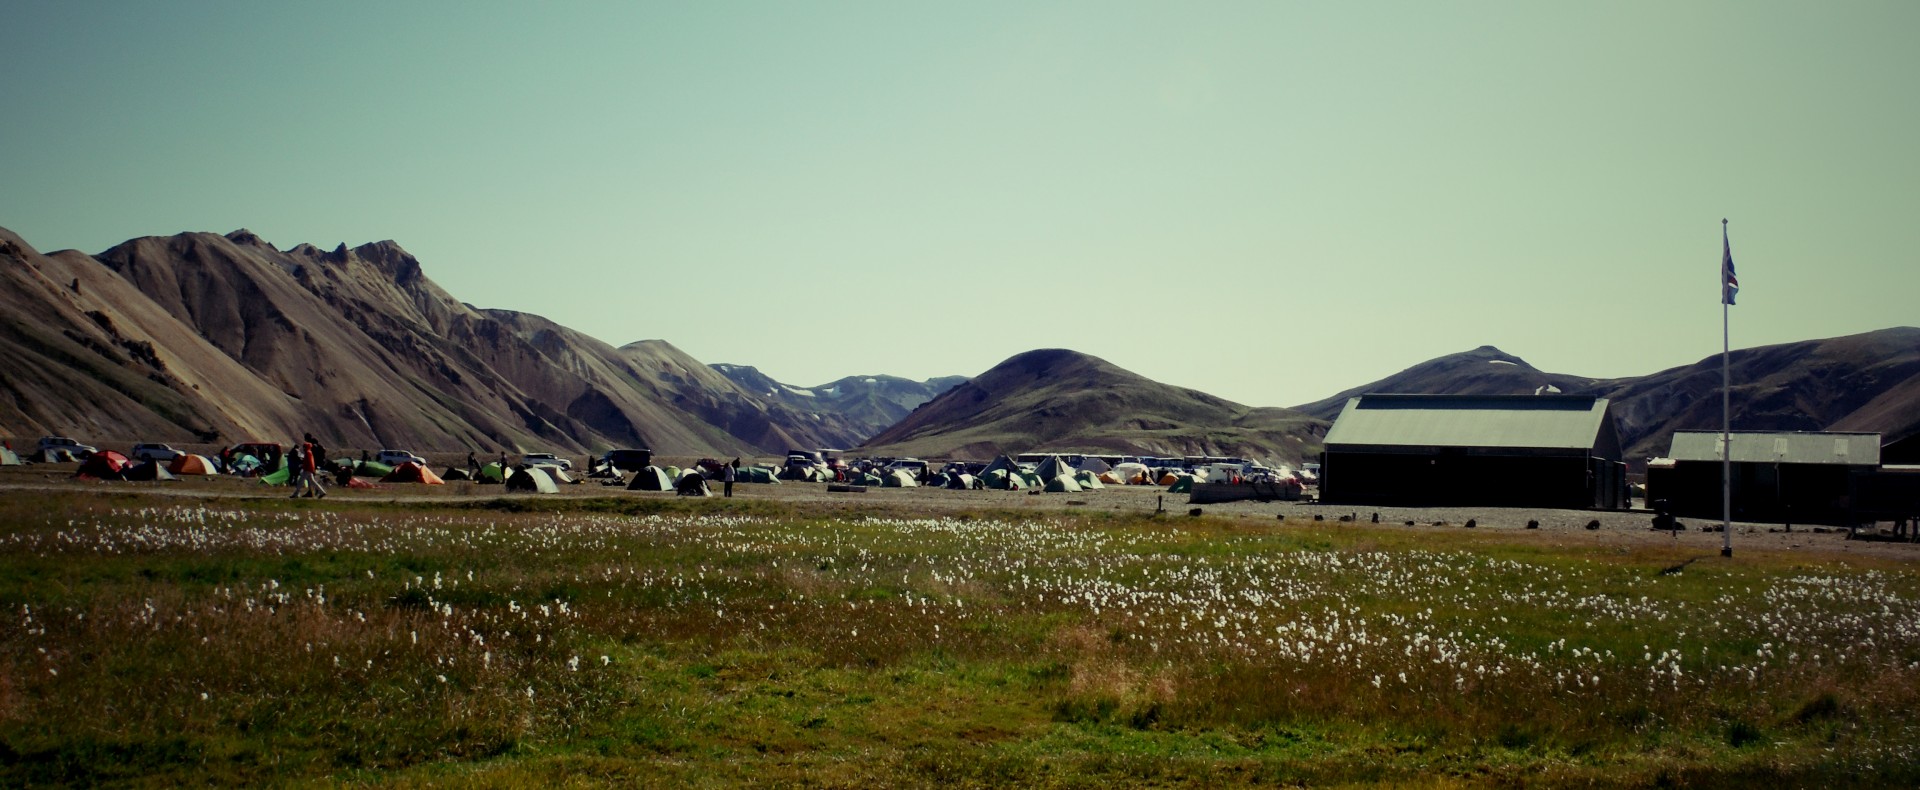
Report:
1648,461,1865,525
1322,450,1608,509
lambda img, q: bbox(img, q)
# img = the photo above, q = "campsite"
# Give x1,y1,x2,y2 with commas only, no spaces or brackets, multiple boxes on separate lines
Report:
3,454,1919,786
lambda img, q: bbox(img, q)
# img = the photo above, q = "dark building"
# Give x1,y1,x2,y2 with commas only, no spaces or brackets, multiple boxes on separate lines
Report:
1883,433,1920,466
1647,431,1880,526
1319,395,1627,509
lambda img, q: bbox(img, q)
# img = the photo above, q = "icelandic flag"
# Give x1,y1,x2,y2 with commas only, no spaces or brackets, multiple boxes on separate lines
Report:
1721,225,1738,305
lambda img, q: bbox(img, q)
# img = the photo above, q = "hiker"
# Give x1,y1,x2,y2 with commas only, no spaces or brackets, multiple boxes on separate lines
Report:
304,433,328,469
297,439,326,498
723,458,737,498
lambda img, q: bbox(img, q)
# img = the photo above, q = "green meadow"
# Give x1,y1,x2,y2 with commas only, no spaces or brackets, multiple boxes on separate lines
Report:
2,492,1916,787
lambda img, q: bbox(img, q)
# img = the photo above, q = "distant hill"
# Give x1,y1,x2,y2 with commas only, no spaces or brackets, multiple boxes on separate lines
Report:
1591,327,1920,462
1294,346,1599,421
859,349,1326,463
712,364,966,448
0,227,848,455
1291,329,1920,465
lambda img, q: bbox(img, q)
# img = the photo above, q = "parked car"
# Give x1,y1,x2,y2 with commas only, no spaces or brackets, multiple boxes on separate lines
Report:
375,449,427,467
130,443,182,462
524,452,572,470
37,436,96,457
601,449,653,472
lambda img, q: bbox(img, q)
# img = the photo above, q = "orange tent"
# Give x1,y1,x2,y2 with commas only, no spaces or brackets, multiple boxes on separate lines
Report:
381,462,445,485
167,453,219,475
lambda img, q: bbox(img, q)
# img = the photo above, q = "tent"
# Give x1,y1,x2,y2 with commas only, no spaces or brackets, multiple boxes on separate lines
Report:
345,477,378,490
548,469,576,485
737,466,780,484
356,460,395,478
979,455,1022,478
442,467,472,481
850,472,884,487
627,466,674,491
1043,475,1083,493
260,456,293,486
676,471,711,497
0,446,20,465
124,461,177,482
478,462,508,483
506,466,559,494
229,454,262,475
35,448,78,463
1033,455,1074,482
1167,474,1196,494
76,451,130,480
778,465,823,482
981,469,1027,490
1075,457,1112,475
944,472,976,489
1074,470,1105,490
1097,471,1124,485
881,469,918,488
1158,472,1181,486
167,454,219,475
382,462,445,485
1113,462,1150,484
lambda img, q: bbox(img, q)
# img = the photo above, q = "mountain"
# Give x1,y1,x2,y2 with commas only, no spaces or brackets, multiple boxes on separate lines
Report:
0,227,849,455
1291,329,1920,465
711,364,966,447
1593,327,1920,461
1294,346,1599,421
859,349,1326,463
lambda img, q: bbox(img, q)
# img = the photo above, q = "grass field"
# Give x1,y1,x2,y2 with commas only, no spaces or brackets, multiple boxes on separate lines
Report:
2,491,1917,787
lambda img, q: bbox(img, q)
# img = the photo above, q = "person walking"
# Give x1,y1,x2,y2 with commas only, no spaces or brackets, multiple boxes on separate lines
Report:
723,458,737,498
293,438,326,498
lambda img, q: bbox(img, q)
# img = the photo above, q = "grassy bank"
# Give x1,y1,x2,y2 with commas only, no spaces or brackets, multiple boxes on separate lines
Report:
2,492,1916,786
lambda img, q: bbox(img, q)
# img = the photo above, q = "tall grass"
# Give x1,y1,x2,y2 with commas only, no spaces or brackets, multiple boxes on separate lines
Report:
1,493,1916,785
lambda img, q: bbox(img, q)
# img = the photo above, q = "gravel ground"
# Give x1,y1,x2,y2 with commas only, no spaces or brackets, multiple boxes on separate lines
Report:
4,462,1915,561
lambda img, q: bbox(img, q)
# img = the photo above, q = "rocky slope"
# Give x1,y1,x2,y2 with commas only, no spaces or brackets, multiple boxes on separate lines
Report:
859,349,1326,463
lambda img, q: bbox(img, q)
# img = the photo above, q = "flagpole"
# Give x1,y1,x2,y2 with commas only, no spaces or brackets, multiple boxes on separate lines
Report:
1722,218,1733,558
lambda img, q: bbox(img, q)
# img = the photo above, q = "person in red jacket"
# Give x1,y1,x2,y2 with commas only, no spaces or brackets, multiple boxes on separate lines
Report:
291,439,326,498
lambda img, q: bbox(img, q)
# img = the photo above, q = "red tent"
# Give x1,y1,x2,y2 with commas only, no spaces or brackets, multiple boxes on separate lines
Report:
75,451,130,480
380,462,445,485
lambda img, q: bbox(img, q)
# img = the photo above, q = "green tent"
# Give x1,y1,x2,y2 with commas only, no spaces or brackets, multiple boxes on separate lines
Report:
1074,470,1105,490
981,469,1027,490
259,456,292,486
479,462,508,483
0,446,20,466
1167,474,1195,494
1043,475,1083,493
737,466,780,484
1034,455,1074,481
852,472,883,487
356,460,395,478
1018,471,1043,488
663,465,682,481
880,470,918,487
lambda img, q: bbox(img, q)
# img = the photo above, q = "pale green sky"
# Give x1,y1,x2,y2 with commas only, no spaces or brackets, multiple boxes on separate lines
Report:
3,1,1915,407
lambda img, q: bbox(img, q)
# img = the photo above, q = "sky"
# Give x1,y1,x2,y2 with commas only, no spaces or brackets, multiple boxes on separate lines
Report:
3,1,1915,408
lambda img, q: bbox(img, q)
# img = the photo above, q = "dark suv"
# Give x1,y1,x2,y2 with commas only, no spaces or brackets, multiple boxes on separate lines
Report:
602,449,653,472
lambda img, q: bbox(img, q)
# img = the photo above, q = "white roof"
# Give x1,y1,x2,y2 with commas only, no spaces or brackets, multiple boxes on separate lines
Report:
1666,431,1881,466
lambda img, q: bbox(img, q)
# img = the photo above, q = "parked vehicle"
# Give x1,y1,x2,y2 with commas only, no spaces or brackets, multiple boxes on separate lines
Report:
36,436,96,457
130,443,182,462
524,452,572,470
376,449,427,467
601,449,653,472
